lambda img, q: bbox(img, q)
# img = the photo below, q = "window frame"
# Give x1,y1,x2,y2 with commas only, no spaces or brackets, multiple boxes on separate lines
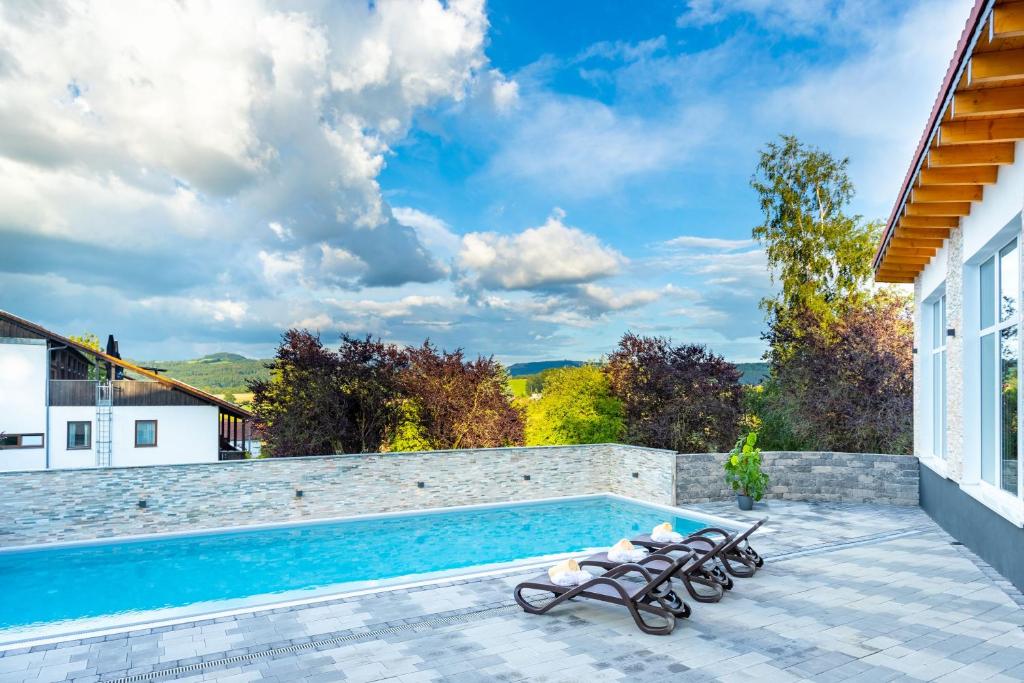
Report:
134,420,158,448
979,237,1022,499
66,421,92,450
0,433,45,449
930,294,948,459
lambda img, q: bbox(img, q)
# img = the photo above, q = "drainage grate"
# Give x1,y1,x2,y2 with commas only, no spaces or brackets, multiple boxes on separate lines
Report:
105,602,523,683
767,526,935,563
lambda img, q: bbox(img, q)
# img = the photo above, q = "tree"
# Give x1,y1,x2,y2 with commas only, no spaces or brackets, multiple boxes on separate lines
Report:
399,342,524,449
525,365,624,445
605,333,743,452
751,135,880,353
69,332,101,351
765,292,913,454
248,331,406,456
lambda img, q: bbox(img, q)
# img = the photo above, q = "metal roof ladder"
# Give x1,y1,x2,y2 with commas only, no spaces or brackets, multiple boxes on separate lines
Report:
96,380,112,467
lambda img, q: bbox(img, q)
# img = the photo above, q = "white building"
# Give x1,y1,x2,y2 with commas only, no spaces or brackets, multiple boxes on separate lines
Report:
0,310,252,471
873,0,1024,590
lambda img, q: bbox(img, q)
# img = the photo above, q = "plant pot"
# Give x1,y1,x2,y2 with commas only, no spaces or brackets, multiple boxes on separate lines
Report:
737,494,754,511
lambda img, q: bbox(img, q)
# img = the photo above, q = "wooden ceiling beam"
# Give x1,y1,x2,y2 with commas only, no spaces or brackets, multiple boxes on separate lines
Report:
886,247,937,257
970,48,1024,84
912,185,983,202
918,166,999,185
875,276,917,284
904,202,972,217
994,3,1024,39
954,85,1024,117
882,255,934,265
888,240,942,250
899,215,961,229
928,142,1015,166
939,116,1024,143
894,228,950,241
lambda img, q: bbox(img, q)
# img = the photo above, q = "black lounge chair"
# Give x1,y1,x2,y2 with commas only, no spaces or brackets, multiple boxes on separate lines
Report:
513,550,696,635
579,537,731,604
633,518,767,580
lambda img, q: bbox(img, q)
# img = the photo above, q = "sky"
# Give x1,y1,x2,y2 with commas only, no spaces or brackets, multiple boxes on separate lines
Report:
0,0,973,363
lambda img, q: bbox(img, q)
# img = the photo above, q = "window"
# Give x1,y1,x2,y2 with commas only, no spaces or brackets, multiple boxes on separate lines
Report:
931,295,947,459
135,420,157,447
980,238,1020,495
67,421,91,450
0,434,44,449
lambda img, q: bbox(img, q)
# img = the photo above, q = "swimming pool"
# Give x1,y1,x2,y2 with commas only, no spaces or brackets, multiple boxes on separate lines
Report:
0,494,730,644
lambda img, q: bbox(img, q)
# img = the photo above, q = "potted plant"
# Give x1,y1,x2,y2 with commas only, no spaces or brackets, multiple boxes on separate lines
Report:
723,432,769,510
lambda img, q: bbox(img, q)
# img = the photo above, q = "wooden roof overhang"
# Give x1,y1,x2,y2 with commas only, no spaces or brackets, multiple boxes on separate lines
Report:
875,0,1024,283
0,309,252,419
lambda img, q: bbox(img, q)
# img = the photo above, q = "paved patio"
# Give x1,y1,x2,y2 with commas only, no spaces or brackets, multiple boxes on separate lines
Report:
3,501,1024,683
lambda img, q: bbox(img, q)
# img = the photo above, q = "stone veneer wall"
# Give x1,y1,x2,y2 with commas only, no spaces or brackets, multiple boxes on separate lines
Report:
676,451,919,505
0,444,677,547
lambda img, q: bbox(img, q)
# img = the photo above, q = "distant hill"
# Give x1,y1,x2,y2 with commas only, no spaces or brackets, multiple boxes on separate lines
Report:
134,353,271,395
736,362,769,385
506,360,585,377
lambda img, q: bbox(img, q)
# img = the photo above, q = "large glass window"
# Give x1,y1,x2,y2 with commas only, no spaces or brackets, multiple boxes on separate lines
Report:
980,238,1020,495
931,295,947,459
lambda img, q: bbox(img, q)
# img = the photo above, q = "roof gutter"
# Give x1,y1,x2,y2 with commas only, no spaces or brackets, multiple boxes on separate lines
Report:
873,0,994,272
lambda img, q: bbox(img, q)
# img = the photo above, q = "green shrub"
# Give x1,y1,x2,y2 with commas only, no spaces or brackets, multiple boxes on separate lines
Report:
723,432,770,501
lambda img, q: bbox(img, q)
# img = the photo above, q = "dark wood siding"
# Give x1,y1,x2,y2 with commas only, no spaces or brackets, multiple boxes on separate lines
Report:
0,319,44,339
49,380,209,407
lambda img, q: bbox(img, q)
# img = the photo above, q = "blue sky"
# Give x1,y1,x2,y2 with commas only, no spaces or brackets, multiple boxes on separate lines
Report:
0,0,971,362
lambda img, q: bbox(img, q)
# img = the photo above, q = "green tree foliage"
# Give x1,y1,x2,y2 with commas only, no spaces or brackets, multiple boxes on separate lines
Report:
525,365,624,445
751,135,880,350
398,342,524,450
750,135,912,454
248,331,406,456
69,332,102,379
760,291,914,454
606,333,743,452
69,332,101,351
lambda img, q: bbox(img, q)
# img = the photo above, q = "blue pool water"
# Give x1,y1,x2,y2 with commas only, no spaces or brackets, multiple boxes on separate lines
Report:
0,496,715,640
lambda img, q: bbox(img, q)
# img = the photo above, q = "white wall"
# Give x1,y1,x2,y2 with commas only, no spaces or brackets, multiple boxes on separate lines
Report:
49,405,220,469
0,340,47,471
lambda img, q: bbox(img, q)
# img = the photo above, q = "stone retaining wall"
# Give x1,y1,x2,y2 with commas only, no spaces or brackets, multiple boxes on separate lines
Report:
0,445,916,547
0,444,677,547
676,451,919,506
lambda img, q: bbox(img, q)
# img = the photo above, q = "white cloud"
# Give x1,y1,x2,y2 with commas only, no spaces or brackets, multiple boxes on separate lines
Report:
662,236,755,250
487,94,721,196
268,221,293,241
393,207,462,261
574,284,660,312
490,71,521,113
458,209,624,290
0,0,488,295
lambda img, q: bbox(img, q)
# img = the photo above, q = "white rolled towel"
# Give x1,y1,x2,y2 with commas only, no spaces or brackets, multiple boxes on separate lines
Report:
548,559,591,587
650,522,684,544
607,539,648,563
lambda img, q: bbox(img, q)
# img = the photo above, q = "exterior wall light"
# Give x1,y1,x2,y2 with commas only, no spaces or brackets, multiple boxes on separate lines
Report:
523,474,531,481
417,481,425,488
295,489,303,498
138,499,147,509
947,328,956,337
632,472,639,479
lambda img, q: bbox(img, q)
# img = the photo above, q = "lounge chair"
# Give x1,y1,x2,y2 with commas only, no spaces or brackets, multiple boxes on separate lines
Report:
513,550,696,635
579,537,731,604
633,518,767,580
